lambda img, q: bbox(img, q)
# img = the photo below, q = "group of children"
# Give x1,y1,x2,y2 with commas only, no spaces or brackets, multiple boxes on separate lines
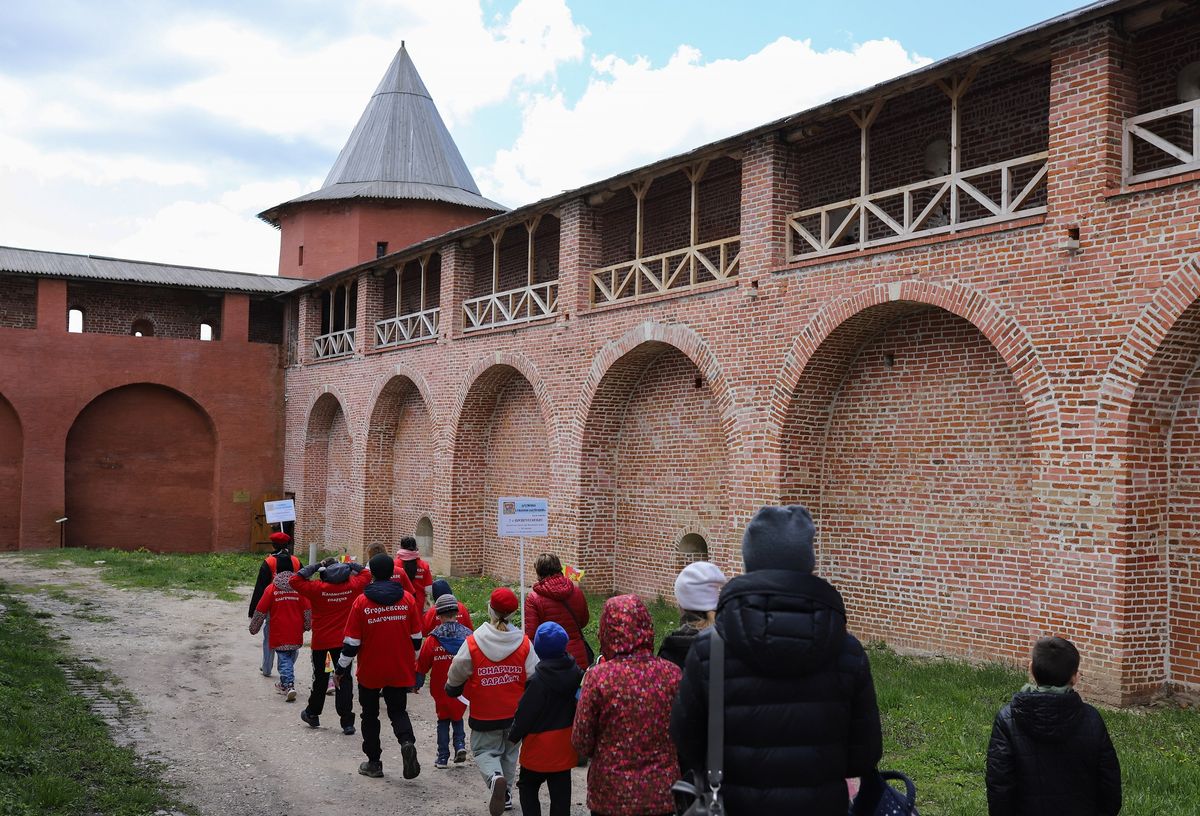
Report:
249,530,1123,816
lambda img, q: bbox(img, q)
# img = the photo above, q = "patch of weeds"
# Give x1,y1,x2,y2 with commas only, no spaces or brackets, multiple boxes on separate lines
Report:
0,589,186,816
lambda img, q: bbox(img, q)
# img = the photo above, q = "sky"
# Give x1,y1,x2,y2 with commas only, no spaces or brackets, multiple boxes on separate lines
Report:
0,0,1087,275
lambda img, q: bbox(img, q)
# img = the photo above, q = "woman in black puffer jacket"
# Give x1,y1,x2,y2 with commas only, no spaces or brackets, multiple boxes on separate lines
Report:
670,506,882,815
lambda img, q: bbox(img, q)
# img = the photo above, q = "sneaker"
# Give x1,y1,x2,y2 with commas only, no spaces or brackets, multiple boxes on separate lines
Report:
504,789,513,811
401,741,421,780
488,773,506,816
358,761,384,778
285,686,297,703
342,724,356,736
300,709,320,728
273,681,286,695
454,748,468,764
434,758,449,770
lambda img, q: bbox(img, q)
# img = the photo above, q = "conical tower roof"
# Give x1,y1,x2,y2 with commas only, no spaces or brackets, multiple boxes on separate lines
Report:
260,44,505,225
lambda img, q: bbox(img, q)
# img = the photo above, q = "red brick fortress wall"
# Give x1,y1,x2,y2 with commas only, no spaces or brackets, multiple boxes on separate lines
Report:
281,13,1200,704
0,281,286,552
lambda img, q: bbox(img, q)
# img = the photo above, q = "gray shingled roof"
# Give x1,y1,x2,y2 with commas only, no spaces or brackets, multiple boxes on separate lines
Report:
259,44,506,224
0,246,306,294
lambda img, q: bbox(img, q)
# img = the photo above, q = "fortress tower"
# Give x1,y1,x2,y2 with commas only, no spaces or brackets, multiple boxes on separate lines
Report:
259,44,506,280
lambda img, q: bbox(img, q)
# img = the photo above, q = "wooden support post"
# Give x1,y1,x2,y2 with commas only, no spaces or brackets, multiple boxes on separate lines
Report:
525,216,542,317
685,162,709,285
395,266,402,318
848,100,884,249
491,230,503,293
419,256,428,312
631,180,651,298
937,64,979,227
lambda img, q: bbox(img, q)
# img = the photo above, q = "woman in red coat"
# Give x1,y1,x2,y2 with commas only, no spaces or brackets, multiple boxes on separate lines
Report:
523,553,590,670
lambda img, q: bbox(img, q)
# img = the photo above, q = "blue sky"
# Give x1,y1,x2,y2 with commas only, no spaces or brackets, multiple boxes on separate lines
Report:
0,0,1085,273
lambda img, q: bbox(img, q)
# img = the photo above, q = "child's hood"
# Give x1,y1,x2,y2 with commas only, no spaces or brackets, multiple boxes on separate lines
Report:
472,621,532,663
1010,689,1085,742
534,654,583,696
432,621,472,656
363,579,409,606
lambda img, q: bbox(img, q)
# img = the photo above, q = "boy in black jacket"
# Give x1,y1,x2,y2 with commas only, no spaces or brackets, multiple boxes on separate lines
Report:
986,636,1121,816
508,622,583,816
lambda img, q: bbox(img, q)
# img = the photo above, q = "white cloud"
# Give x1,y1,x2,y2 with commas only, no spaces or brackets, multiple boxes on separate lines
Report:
477,37,931,207
159,0,586,144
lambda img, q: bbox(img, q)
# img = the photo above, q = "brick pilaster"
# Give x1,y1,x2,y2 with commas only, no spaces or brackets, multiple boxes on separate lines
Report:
556,197,603,319
739,133,799,277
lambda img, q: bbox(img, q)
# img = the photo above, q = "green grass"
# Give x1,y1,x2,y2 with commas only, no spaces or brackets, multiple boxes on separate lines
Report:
20,548,267,602
869,646,1200,815
0,582,185,816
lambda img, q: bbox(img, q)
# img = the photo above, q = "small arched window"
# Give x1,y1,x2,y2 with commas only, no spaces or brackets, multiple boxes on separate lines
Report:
679,533,709,564
199,323,213,341
131,319,154,337
67,308,84,333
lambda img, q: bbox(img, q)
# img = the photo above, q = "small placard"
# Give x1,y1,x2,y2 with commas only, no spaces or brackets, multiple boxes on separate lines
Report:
497,497,548,538
232,490,251,503
264,499,297,524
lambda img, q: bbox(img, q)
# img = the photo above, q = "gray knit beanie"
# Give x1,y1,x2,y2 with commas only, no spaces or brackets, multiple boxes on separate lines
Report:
741,505,816,573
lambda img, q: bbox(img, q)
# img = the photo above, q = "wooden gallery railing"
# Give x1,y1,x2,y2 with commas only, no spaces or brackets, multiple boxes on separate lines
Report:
375,307,439,347
313,328,355,359
1123,99,1200,185
463,281,558,332
786,152,1048,260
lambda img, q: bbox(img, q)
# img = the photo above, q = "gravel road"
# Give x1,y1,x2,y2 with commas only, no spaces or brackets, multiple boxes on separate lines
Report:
1,557,590,816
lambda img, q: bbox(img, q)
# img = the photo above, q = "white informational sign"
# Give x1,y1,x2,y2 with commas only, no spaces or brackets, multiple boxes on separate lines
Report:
497,497,548,538
264,499,297,524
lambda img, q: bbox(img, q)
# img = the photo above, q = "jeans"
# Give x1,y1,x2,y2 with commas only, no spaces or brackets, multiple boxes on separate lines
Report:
307,647,355,726
276,648,297,687
359,686,415,763
518,767,571,816
471,727,519,786
436,718,466,763
260,617,274,675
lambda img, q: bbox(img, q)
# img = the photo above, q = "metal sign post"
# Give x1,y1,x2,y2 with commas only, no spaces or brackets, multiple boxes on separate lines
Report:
263,499,302,559
497,497,548,612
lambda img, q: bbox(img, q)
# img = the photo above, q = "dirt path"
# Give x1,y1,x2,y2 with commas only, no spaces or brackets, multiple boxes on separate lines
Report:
1,557,590,816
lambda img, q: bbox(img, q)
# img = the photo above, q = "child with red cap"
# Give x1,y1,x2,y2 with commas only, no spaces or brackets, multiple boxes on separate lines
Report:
445,587,539,816
248,531,302,678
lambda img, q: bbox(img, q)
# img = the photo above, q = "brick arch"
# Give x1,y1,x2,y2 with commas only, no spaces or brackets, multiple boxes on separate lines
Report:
363,370,436,559
578,327,734,596
770,279,1061,461
448,353,558,579
66,383,216,551
303,390,355,554
1096,254,1200,694
0,393,22,551
577,321,738,443
774,286,1039,663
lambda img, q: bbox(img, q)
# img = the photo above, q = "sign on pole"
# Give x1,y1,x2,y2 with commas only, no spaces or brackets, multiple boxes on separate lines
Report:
264,499,297,524
497,497,548,610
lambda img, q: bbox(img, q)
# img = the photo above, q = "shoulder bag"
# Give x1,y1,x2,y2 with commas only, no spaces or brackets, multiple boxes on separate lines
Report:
850,769,918,816
671,629,725,816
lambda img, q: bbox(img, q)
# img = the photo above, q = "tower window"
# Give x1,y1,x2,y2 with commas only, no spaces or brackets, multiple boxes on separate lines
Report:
298,245,304,266
68,308,84,333
376,242,388,259
131,319,154,337
200,323,213,341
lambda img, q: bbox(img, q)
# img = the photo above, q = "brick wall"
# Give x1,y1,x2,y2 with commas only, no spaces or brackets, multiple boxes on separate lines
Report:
0,395,21,550
1128,13,1200,176
249,297,284,344
301,393,356,552
68,282,223,340
363,376,435,552
271,15,1200,704
0,276,37,330
1169,359,1200,686
65,384,216,551
785,308,1035,662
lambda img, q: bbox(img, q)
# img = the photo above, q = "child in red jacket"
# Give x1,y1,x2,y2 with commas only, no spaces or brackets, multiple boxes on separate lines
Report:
416,593,472,769
289,558,371,733
394,536,433,610
249,570,312,701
